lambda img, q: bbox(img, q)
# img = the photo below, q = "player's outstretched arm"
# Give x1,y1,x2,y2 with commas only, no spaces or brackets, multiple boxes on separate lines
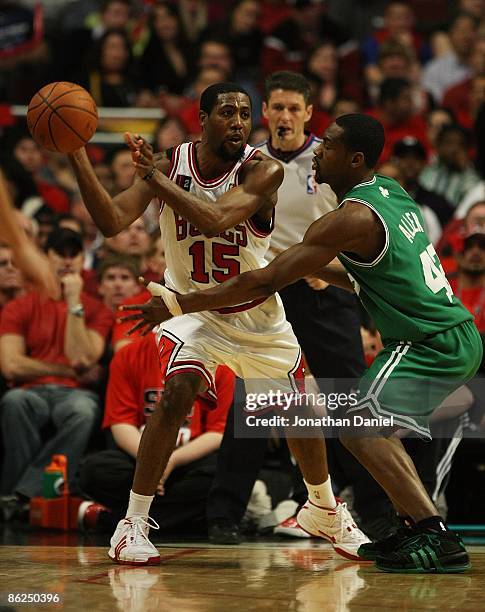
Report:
120,239,327,336
67,146,168,236
178,203,381,312
121,204,380,333
126,133,283,237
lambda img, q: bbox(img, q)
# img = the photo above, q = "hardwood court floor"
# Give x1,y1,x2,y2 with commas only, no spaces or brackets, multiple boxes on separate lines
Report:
1,540,484,611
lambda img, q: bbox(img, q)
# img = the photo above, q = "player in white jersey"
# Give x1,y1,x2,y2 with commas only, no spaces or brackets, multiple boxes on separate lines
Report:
68,82,367,565
155,137,301,401
204,72,371,544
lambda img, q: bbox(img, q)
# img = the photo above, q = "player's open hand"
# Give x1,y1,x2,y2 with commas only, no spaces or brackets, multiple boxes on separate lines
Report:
118,277,172,336
124,132,155,179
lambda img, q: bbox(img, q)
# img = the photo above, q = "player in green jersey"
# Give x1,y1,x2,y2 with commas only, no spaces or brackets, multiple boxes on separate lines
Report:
122,113,482,573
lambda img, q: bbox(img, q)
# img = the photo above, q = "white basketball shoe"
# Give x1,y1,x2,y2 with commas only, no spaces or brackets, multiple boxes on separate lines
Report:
109,516,160,565
297,499,371,560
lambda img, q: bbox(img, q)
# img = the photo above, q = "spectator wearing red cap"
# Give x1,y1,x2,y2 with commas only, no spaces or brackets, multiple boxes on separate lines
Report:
450,228,485,333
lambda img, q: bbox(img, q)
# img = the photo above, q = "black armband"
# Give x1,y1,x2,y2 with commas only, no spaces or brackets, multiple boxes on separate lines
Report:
142,166,156,181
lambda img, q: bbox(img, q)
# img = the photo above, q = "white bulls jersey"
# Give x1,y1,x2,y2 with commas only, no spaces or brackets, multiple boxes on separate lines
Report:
159,141,287,334
257,134,337,260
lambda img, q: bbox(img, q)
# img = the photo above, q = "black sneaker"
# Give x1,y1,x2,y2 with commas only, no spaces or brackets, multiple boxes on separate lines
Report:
208,520,241,545
359,510,401,541
375,531,471,574
357,526,414,561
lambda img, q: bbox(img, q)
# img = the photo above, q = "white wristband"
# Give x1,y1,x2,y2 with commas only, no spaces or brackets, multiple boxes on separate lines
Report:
146,282,183,317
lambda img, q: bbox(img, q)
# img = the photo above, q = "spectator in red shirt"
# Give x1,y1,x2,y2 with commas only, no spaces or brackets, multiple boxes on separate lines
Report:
444,74,485,131
79,333,235,533
368,77,429,163
0,228,113,512
437,201,485,275
449,229,485,333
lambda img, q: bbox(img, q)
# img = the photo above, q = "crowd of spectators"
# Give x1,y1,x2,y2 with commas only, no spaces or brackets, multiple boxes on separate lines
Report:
1,0,485,531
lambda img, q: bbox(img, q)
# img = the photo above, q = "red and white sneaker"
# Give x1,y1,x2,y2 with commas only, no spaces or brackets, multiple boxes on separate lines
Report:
297,499,370,560
274,515,311,538
78,501,110,532
108,516,160,565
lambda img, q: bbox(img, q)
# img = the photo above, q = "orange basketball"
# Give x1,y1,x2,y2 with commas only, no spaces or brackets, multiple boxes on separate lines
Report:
27,82,98,153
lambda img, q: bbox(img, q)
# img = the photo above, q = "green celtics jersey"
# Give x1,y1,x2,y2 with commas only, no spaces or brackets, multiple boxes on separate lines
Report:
337,174,472,343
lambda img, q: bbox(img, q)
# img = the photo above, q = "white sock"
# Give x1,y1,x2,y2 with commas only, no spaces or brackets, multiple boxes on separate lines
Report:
126,490,154,518
304,477,336,509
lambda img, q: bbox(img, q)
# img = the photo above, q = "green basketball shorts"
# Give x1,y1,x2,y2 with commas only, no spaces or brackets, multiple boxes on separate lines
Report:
348,320,482,438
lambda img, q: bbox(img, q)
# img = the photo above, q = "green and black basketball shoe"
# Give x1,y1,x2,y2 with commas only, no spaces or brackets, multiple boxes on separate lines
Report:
375,530,471,574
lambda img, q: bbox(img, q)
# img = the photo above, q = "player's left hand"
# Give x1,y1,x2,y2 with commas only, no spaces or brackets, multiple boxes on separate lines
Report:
118,277,172,336
124,132,155,179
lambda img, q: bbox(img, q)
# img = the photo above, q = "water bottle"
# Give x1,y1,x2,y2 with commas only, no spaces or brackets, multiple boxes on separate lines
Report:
42,455,69,498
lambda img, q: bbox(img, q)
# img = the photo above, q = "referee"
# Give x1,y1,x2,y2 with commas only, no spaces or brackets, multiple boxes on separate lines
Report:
206,71,382,543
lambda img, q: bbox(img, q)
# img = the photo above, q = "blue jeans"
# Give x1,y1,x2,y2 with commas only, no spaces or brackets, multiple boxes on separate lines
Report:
1,385,99,498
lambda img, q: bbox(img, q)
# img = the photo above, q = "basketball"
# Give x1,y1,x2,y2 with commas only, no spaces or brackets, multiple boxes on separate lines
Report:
27,81,98,153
